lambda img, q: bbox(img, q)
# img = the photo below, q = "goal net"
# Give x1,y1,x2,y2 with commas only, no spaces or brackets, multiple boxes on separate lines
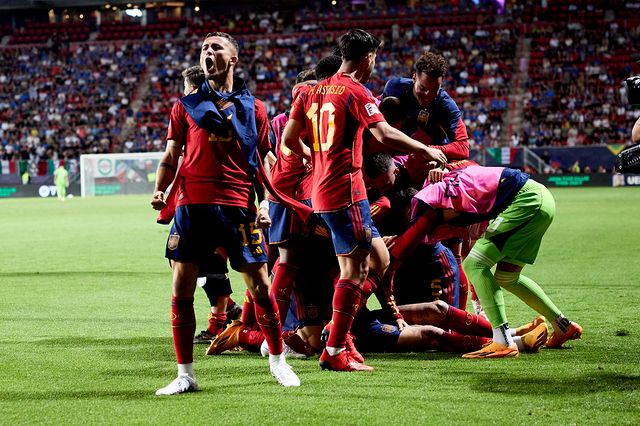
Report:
80,152,164,197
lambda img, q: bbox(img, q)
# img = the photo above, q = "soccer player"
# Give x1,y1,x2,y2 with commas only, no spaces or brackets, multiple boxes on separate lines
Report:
381,51,469,160
53,163,68,201
281,29,447,371
159,66,241,344
386,165,583,358
267,58,343,334
150,32,299,395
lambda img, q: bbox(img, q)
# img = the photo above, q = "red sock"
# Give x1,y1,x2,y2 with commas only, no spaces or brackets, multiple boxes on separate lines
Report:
456,256,470,310
207,312,227,335
440,330,491,353
254,294,283,355
470,283,479,302
270,262,298,321
358,271,381,309
444,304,492,337
241,289,256,326
326,279,361,349
171,296,196,364
239,328,265,350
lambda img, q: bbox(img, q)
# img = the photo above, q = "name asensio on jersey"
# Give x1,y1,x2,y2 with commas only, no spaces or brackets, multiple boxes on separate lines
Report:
309,84,346,95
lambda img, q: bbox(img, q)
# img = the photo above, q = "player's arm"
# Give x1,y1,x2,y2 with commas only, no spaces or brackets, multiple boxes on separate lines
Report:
255,100,273,228
369,121,447,165
281,118,310,162
386,207,440,260
428,139,469,160
151,139,181,210
254,155,272,229
435,105,469,160
373,274,407,330
632,116,640,144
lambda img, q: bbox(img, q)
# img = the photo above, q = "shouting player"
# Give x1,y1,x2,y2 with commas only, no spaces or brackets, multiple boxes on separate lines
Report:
151,32,299,395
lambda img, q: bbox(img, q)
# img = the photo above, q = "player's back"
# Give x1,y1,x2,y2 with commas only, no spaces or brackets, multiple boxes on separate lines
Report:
294,72,384,212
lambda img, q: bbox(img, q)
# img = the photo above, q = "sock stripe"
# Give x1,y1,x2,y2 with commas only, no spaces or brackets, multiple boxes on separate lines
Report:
467,249,495,267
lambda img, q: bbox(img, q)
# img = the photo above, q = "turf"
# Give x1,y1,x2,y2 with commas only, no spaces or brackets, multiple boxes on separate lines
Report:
1,188,639,425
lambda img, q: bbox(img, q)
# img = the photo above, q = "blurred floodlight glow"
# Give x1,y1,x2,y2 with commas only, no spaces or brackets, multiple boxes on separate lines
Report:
125,9,143,18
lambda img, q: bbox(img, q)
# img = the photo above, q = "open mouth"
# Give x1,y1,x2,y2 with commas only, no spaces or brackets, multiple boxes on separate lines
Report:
204,57,215,73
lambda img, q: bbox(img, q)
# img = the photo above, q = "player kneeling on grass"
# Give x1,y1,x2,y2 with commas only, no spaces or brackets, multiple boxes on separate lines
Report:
386,165,583,358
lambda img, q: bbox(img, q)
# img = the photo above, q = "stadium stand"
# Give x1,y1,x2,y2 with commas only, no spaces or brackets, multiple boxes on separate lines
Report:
0,0,639,180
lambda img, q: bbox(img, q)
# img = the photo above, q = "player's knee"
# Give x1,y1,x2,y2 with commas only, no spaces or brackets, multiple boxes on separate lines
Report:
494,269,519,290
431,300,449,317
462,254,489,285
418,326,441,347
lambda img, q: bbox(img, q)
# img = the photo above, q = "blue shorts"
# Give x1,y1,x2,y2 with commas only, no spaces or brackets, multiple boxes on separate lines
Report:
319,200,380,255
268,199,312,245
352,318,401,353
166,204,267,271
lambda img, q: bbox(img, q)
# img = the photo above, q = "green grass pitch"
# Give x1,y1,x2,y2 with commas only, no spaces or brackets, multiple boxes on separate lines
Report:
1,188,639,425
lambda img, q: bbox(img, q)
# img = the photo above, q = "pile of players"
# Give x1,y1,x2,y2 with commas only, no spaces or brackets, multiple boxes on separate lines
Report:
150,29,583,395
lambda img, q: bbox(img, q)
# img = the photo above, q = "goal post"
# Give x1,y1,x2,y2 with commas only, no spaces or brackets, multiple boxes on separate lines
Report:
80,152,164,197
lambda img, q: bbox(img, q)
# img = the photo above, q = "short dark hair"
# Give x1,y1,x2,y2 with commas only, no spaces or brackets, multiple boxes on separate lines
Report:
389,186,418,211
295,69,316,85
204,32,239,55
182,65,205,88
414,52,448,79
364,152,394,179
315,54,342,80
338,29,381,61
379,96,406,125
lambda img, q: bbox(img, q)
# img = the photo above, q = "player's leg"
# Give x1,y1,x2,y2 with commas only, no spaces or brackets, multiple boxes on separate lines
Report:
241,262,300,386
156,205,211,395
496,180,581,347
270,244,301,328
156,260,200,395
318,202,375,371
461,243,517,358
396,325,491,353
399,300,493,337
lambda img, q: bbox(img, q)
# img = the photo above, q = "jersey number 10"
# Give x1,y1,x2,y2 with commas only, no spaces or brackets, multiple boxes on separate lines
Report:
306,102,336,152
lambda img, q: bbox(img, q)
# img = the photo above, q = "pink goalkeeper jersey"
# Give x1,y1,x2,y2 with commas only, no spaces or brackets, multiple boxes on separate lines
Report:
412,166,503,215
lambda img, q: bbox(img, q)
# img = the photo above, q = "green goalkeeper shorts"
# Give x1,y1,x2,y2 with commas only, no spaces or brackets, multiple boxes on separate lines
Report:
472,179,555,265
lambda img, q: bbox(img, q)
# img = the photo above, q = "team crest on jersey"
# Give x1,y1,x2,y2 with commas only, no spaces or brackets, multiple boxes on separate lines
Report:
167,234,180,250
209,129,233,143
215,99,234,111
380,324,397,334
418,109,429,126
364,103,380,117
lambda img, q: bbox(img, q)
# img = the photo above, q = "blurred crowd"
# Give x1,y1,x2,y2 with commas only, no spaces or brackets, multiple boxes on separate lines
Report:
0,0,638,172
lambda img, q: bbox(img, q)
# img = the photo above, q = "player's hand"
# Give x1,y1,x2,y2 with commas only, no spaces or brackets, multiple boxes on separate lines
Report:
396,318,409,331
428,164,449,183
150,190,167,210
418,146,447,166
383,235,398,250
255,207,272,229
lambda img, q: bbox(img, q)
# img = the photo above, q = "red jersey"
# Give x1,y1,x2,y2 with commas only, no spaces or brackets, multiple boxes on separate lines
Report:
269,132,313,201
290,73,385,212
167,99,270,207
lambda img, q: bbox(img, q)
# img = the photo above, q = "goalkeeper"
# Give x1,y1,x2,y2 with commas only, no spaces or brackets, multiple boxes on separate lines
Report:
386,165,583,358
